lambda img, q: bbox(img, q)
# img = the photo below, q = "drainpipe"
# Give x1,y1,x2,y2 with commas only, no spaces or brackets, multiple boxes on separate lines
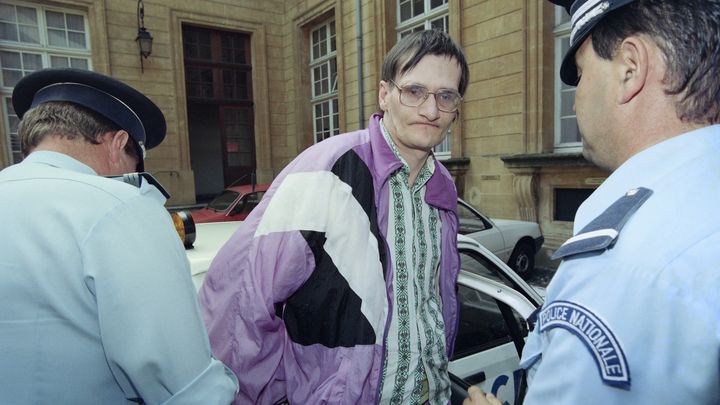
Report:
355,0,364,128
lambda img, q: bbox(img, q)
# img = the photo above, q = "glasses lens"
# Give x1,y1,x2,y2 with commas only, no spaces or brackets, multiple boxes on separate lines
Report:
436,91,460,112
399,85,427,106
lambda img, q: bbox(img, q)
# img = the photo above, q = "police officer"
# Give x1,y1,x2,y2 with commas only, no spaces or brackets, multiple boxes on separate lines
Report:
519,1,720,403
0,68,238,404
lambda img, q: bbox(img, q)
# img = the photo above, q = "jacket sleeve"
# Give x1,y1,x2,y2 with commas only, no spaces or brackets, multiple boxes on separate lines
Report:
198,202,316,404
83,193,238,405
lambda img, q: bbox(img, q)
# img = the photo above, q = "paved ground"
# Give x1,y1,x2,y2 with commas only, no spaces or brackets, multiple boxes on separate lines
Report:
525,266,557,289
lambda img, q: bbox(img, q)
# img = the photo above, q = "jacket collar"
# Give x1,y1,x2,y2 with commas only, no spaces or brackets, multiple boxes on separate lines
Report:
367,112,457,211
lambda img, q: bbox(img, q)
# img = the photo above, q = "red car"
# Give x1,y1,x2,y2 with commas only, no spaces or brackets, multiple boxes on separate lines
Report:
191,184,269,223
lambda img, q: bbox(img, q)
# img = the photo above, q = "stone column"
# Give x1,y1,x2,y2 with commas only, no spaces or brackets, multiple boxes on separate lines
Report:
512,169,539,222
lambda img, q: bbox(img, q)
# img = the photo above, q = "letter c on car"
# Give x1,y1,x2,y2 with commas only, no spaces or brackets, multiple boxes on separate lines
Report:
491,374,510,405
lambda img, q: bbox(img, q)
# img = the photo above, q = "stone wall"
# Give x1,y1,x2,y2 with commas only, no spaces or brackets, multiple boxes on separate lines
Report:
0,0,611,255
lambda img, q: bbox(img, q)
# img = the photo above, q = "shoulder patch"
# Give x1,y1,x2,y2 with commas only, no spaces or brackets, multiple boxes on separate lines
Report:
538,300,631,389
552,187,652,260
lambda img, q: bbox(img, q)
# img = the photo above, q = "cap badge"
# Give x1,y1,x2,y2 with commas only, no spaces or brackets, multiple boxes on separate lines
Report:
571,1,610,44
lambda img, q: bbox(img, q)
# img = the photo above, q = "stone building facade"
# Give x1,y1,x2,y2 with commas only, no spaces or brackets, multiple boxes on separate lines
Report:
0,0,609,261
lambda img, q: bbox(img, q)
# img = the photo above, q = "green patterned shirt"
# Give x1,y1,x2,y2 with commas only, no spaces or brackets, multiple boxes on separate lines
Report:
378,119,450,405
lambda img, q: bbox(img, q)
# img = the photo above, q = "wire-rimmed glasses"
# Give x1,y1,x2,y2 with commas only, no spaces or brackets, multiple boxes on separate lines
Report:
389,80,462,113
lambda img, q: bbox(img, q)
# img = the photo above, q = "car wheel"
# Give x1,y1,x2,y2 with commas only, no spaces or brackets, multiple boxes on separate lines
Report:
508,242,535,278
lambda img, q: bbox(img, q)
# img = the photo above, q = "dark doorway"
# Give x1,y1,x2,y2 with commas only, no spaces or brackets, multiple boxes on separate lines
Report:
183,25,254,201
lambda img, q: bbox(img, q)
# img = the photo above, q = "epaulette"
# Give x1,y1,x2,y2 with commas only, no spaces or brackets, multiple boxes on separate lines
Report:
107,172,171,199
551,187,652,260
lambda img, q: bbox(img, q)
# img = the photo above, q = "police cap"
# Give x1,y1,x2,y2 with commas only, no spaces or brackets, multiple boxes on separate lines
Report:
550,0,637,85
12,68,166,170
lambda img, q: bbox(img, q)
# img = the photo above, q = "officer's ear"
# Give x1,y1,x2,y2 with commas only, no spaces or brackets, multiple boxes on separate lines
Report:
105,130,131,166
617,35,650,104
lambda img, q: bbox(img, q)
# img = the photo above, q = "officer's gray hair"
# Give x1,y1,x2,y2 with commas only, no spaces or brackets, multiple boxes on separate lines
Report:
591,0,720,125
17,101,136,159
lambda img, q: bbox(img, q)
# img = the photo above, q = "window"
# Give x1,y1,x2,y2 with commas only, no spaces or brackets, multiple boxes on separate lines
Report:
459,248,542,306
396,0,452,158
554,188,594,221
0,1,91,164
182,26,256,187
396,0,448,37
452,284,527,359
183,26,252,102
229,191,265,216
460,251,513,288
208,189,241,211
457,201,491,234
309,20,338,143
553,6,580,151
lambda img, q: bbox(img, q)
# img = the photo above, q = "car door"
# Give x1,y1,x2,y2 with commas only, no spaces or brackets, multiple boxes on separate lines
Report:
448,241,542,405
457,199,508,260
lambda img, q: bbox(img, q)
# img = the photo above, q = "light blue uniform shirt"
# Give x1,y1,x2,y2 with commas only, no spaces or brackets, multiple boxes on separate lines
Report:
520,125,720,404
0,151,238,404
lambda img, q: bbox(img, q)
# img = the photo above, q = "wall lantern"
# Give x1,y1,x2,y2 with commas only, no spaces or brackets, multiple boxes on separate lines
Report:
136,0,153,72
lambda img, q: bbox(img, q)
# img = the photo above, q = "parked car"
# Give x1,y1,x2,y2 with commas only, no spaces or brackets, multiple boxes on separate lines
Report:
458,198,544,278
184,220,542,404
190,187,543,279
191,183,269,223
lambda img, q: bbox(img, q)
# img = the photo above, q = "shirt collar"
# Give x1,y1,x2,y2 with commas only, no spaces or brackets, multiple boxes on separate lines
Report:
379,118,435,187
21,150,97,176
574,125,720,231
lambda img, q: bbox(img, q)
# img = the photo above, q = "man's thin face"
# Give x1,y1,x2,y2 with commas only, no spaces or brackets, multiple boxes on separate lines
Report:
379,54,462,162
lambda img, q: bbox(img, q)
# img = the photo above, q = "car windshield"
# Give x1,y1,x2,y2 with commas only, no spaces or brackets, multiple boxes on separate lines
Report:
207,190,240,211
229,191,266,215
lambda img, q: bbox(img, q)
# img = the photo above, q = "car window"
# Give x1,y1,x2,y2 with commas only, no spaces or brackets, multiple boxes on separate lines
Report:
460,248,542,310
457,202,489,234
207,190,240,211
460,251,515,287
230,191,266,215
452,285,528,360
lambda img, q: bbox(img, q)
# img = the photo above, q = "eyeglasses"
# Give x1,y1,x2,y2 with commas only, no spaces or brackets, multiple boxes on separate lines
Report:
389,80,462,113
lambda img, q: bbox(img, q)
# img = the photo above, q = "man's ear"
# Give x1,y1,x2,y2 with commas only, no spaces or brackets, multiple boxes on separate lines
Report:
106,130,130,163
617,36,650,104
378,80,390,111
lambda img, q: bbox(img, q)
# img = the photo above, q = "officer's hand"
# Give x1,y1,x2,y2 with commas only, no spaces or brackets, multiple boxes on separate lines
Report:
463,385,502,405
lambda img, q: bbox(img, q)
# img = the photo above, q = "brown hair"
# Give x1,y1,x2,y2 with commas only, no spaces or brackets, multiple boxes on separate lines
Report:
381,29,470,96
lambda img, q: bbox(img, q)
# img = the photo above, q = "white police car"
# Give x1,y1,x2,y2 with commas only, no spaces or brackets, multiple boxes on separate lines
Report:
184,221,543,405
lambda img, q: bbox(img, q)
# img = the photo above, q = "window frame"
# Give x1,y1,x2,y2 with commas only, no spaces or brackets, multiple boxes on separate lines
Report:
553,6,581,152
396,0,449,35
309,19,339,144
0,0,92,164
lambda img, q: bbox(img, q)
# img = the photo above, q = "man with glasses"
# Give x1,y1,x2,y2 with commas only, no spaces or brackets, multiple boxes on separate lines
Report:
0,68,238,404
200,30,468,404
